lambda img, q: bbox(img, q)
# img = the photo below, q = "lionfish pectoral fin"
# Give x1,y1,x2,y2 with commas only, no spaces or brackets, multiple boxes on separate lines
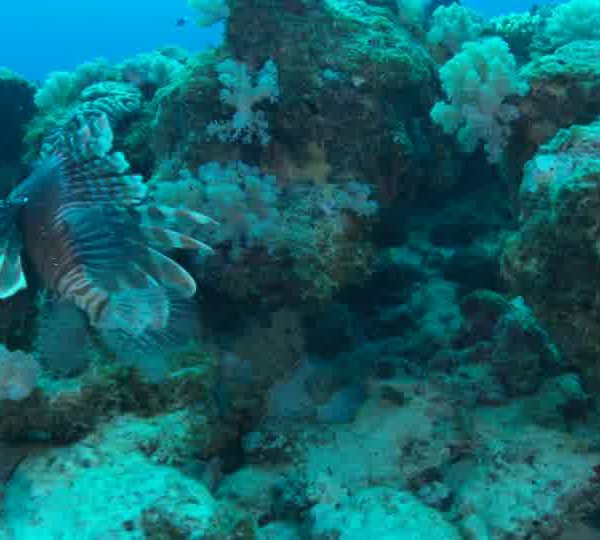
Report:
0,204,27,299
129,242,198,297
140,225,214,254
133,206,215,282
136,205,217,236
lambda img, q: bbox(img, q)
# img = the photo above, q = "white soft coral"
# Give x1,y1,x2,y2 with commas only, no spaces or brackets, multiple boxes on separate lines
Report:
430,37,528,164
207,59,280,145
427,4,484,54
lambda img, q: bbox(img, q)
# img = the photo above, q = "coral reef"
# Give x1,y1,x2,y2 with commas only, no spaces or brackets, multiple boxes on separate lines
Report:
0,346,220,443
2,0,600,537
486,10,543,62
1,414,252,538
545,0,600,50
225,0,457,201
505,40,600,192
502,117,600,387
0,345,39,401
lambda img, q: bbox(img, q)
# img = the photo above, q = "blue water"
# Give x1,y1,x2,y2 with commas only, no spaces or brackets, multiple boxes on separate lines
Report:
0,0,551,81
466,0,549,17
0,0,223,81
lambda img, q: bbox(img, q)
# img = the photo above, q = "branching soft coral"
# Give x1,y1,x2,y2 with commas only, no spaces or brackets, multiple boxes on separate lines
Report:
427,4,484,54
430,37,528,164
150,161,379,302
119,52,185,89
152,161,281,261
207,59,280,146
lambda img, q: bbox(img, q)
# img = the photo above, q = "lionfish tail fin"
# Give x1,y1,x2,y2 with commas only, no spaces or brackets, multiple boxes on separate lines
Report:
94,286,171,336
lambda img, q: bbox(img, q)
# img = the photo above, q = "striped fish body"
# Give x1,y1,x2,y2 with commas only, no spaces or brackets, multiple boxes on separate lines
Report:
16,162,77,293
1,155,215,343
13,159,113,323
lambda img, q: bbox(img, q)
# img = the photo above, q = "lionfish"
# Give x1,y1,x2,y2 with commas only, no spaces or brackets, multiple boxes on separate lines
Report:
0,120,214,357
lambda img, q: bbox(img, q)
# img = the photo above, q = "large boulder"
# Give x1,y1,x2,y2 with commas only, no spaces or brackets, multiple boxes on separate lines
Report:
502,116,600,385
506,40,600,192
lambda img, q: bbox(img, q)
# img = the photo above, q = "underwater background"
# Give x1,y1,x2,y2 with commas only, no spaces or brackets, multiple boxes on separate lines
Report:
1,0,546,80
3,0,600,538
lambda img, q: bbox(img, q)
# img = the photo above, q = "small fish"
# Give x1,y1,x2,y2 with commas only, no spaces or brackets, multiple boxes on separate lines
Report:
175,17,189,27
0,137,214,351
